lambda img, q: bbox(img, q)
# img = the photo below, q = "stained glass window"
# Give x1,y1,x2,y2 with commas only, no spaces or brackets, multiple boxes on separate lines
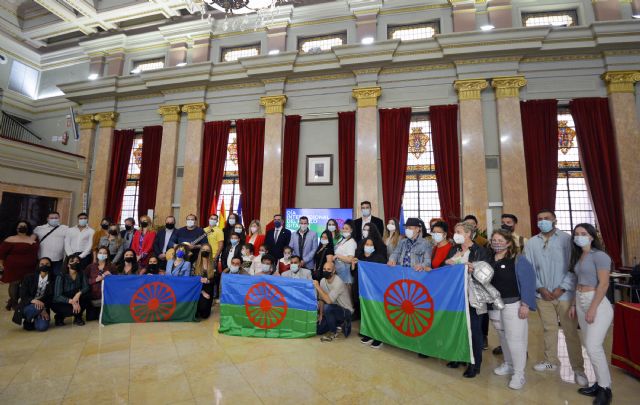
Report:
554,110,595,233
402,116,441,223
299,33,346,53
216,128,242,220
221,44,260,62
388,22,439,41
119,134,143,225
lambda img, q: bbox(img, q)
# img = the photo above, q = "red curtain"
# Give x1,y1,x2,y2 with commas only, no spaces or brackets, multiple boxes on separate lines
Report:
199,121,231,222
570,98,623,266
280,115,301,213
338,111,356,209
236,118,265,223
430,104,461,233
137,125,163,217
521,99,559,236
105,129,136,223
379,108,412,221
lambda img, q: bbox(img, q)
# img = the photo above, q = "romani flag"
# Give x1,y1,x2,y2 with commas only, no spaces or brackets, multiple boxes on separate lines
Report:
358,262,472,363
100,275,201,325
219,274,317,338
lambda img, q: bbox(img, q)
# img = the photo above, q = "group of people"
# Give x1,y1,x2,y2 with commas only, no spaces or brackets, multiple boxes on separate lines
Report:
0,201,615,404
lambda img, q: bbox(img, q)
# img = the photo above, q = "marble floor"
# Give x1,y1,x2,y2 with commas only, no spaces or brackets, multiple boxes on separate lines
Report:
0,288,638,405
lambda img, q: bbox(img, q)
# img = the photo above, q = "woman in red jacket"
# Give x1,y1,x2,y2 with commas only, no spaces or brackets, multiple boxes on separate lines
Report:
430,221,454,269
246,219,266,256
131,215,156,267
0,220,39,310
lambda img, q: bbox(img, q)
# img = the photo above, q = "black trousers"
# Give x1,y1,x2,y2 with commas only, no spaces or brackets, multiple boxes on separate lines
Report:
86,302,101,321
51,296,89,320
469,307,484,368
197,295,213,319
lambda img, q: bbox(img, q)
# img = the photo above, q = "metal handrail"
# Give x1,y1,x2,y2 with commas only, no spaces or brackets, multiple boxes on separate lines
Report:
0,111,42,144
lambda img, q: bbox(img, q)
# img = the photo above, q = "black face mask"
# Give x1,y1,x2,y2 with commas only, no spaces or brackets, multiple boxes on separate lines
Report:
124,257,135,263
323,271,333,279
101,223,109,230
69,262,79,270
141,221,149,228
201,251,210,258
17,226,27,234
38,265,50,273
109,230,118,236
125,225,133,231
147,264,158,273
165,223,175,230
501,224,514,232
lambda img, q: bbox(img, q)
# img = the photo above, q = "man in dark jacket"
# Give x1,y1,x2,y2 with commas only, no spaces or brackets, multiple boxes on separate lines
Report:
264,214,291,260
352,201,384,243
17,257,56,331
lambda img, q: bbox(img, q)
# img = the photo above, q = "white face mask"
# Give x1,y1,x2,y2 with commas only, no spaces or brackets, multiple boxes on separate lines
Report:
290,263,299,273
48,219,60,227
341,231,351,239
299,224,308,232
228,218,236,226
261,264,271,273
574,235,591,248
209,219,217,227
320,239,329,245
405,229,415,239
97,253,108,261
284,252,291,259
258,251,265,257
250,226,258,233
432,233,445,244
327,225,336,232
229,265,240,273
234,227,243,233
186,220,195,228
387,224,396,232
453,233,466,245
362,230,369,239
364,246,375,254
78,219,88,227
361,208,371,217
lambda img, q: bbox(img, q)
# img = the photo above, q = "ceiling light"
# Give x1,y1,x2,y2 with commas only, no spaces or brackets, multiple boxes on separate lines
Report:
88,73,98,80
268,49,280,55
176,62,187,67
361,36,375,45
480,25,495,31
632,14,640,19
131,68,141,74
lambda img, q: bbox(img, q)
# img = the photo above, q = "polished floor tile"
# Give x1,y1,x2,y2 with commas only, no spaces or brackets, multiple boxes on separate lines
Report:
0,285,638,405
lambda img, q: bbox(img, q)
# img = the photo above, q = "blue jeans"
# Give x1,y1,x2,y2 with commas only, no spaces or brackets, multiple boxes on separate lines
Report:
23,304,50,332
334,260,352,284
317,304,351,335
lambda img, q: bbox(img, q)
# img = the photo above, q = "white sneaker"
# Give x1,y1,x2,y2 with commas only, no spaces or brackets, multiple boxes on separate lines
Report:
494,363,514,376
508,375,526,390
533,361,558,372
574,371,589,387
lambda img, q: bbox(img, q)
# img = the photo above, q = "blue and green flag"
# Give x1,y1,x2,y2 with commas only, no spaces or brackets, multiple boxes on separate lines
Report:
359,262,472,363
101,275,201,325
219,274,317,338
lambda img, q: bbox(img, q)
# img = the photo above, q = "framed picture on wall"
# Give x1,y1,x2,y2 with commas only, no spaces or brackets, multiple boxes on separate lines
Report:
305,154,333,186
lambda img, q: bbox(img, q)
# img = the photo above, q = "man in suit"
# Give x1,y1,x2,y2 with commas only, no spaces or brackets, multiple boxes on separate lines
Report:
289,216,318,271
264,214,291,260
153,216,179,266
353,201,384,243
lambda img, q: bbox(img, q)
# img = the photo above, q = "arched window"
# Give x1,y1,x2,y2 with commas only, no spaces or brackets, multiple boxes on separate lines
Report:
216,127,242,217
119,133,143,224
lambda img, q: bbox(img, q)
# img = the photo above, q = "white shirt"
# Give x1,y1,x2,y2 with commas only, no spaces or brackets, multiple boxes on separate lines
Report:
274,227,282,242
64,226,95,259
335,238,357,260
33,223,68,261
36,273,49,299
162,229,175,253
281,268,312,280
320,276,354,313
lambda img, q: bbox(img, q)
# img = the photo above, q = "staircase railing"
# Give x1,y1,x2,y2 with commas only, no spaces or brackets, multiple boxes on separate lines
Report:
0,111,42,145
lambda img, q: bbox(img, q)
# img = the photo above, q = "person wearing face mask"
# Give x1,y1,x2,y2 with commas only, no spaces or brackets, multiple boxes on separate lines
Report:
429,221,453,269
92,217,112,255
153,216,179,267
281,255,312,280
313,231,335,281
463,215,489,248
33,211,68,276
0,220,39,311
131,215,156,267
145,256,162,275
176,214,205,252
314,261,354,341
222,233,243,274
325,219,341,244
524,209,586,386
388,218,433,272
353,201,385,243
120,217,136,250
64,213,95,272
166,246,191,276
289,216,319,272
203,214,224,260
277,246,293,274
193,243,216,319
223,213,242,246
333,221,358,286
382,218,403,259
241,243,256,272
487,230,537,390
51,254,89,326
352,236,387,328
117,249,140,275
15,257,56,331
222,256,249,275
264,214,291,260
99,223,125,265
85,247,115,321
245,220,265,256
567,223,613,405
501,214,527,253
255,254,277,276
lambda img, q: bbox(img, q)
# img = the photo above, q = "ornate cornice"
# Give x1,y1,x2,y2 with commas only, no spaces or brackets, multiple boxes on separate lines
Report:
93,112,119,128
158,105,182,123
491,76,527,99
454,79,488,101
75,114,96,130
181,103,208,120
260,95,287,114
601,71,640,94
352,87,382,108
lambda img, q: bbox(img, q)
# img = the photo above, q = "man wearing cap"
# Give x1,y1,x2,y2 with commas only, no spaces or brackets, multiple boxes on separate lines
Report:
387,218,433,271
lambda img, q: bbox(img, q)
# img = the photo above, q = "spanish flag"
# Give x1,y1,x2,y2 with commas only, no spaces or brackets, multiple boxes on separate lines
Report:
218,199,226,230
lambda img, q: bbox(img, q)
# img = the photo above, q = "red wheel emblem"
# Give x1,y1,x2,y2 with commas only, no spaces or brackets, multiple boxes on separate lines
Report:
130,282,177,323
245,282,288,329
384,279,434,337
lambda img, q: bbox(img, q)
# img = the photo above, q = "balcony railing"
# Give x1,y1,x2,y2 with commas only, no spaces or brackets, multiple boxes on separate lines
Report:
0,111,42,145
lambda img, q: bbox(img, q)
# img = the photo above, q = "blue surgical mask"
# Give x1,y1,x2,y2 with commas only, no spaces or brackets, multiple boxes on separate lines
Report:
176,250,185,259
537,220,554,233
229,265,240,273
364,246,375,254
290,263,299,273
230,239,239,246
574,235,591,248
78,219,88,227
274,220,282,228
48,219,60,227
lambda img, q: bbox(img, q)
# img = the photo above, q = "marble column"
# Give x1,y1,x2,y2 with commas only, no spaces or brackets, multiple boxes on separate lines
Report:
106,50,125,76
88,54,104,78
492,76,531,236
352,87,382,217
89,112,118,227
602,70,640,265
179,103,207,224
168,41,188,67
75,114,97,211
155,105,182,222
191,36,211,63
488,0,512,29
592,0,621,21
454,79,489,227
452,2,476,32
266,25,288,54
259,95,287,222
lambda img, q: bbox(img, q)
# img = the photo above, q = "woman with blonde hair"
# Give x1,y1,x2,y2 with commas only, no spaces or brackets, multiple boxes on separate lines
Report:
193,243,216,319
132,215,156,267
246,219,265,255
383,218,403,259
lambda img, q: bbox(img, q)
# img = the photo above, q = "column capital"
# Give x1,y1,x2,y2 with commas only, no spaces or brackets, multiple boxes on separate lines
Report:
352,86,381,108
181,103,208,120
93,112,119,128
260,95,287,114
491,76,527,99
158,105,182,123
601,70,640,94
454,79,488,101
75,114,96,130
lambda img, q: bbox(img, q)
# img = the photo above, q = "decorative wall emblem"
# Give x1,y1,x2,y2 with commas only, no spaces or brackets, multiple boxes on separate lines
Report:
558,121,576,155
408,127,430,159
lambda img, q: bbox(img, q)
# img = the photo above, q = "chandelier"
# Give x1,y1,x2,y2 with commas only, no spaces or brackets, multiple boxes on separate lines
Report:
179,0,289,31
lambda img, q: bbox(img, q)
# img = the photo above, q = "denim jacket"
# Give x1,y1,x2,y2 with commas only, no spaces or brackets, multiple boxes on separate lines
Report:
389,236,432,268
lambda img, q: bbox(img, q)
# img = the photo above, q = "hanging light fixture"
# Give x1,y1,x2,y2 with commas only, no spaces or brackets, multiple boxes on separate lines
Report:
178,0,293,31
